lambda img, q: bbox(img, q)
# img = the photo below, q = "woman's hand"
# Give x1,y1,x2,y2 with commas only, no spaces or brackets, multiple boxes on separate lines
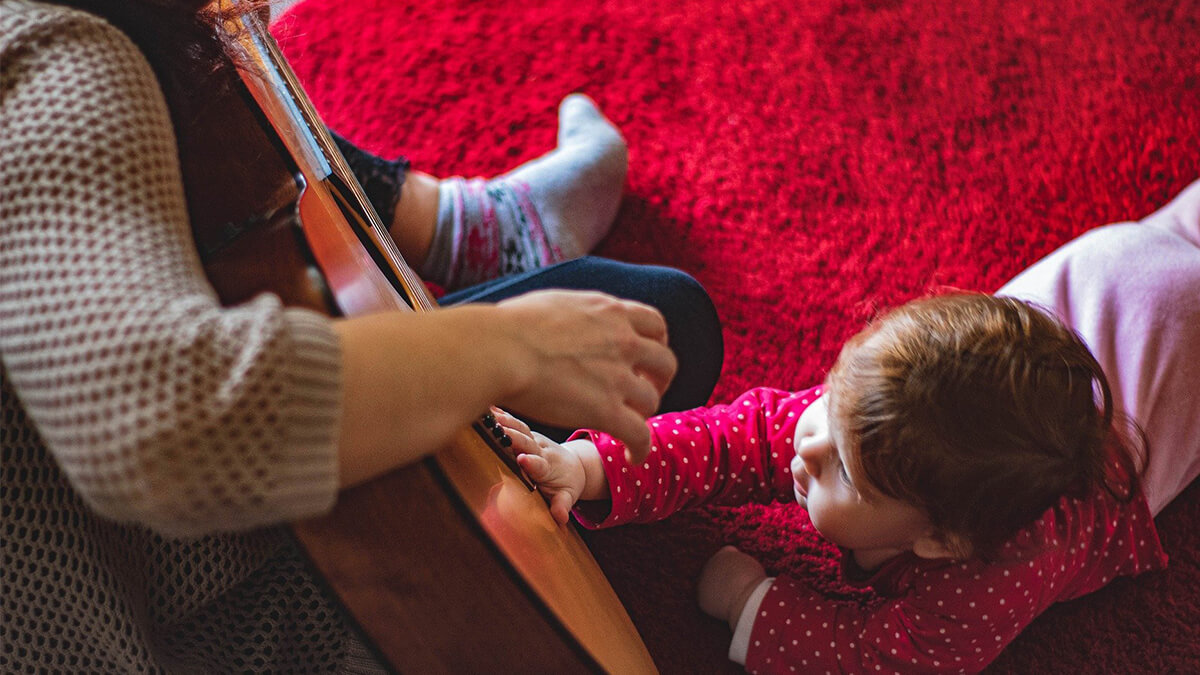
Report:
333,289,672,488
494,290,677,462
493,409,606,526
697,545,769,630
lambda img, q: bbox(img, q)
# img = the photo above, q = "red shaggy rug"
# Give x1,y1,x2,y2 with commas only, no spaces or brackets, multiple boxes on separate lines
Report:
274,1,1199,672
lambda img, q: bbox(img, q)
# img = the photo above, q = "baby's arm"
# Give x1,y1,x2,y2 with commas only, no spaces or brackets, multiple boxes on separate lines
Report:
492,409,608,526
698,546,770,629
499,387,817,531
545,387,818,530
713,555,1049,672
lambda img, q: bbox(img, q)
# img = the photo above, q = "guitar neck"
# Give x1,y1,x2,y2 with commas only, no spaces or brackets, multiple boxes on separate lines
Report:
213,4,659,672
230,7,435,313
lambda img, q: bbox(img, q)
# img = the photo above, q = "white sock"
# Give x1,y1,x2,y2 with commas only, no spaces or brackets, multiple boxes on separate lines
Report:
420,94,628,290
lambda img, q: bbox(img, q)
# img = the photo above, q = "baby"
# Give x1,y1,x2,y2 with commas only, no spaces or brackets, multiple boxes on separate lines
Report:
495,292,1168,673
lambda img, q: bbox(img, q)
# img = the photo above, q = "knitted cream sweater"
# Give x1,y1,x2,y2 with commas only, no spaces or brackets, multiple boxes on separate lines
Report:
1,1,375,671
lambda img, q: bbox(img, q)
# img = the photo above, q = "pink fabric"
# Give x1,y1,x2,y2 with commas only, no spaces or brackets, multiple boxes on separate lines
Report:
573,386,1166,673
998,179,1200,515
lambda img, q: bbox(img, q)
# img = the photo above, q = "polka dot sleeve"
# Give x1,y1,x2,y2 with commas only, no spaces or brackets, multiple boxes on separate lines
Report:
739,491,1167,674
571,387,819,528
0,11,343,537
743,557,1045,674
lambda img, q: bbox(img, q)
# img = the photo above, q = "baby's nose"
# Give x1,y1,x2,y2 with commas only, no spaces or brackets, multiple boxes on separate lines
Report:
796,447,819,478
799,434,833,469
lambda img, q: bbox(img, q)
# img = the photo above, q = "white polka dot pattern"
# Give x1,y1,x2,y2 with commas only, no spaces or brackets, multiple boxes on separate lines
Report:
572,386,808,528
2,2,363,671
573,385,1167,673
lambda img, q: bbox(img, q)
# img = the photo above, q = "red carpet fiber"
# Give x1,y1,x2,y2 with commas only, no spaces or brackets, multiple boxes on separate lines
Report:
274,1,1199,671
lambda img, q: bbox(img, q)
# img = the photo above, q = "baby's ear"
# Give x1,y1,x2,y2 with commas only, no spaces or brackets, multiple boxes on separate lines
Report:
912,530,972,560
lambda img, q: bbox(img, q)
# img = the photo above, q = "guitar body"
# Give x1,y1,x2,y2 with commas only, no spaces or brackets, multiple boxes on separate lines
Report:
181,11,657,673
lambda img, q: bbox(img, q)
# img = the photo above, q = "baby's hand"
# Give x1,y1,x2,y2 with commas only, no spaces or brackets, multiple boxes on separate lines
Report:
492,409,587,526
698,545,769,630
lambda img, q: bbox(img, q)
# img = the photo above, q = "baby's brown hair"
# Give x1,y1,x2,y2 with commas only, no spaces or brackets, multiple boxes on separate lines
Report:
827,293,1144,560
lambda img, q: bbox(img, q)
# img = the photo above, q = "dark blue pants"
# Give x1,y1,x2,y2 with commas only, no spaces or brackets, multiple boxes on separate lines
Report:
441,257,724,441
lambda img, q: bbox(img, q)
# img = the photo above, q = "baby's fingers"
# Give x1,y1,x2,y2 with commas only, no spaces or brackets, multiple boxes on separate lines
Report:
549,491,574,527
491,408,532,438
516,451,552,481
499,425,541,460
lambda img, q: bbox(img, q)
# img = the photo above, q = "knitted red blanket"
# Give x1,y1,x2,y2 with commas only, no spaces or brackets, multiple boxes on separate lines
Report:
275,1,1199,671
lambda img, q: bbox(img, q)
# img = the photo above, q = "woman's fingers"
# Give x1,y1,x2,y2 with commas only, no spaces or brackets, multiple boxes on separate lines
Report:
618,300,675,396
624,371,664,419
633,338,677,397
622,299,669,345
492,290,677,455
610,410,653,464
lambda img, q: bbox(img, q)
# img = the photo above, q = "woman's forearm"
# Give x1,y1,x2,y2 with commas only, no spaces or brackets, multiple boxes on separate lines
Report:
332,304,529,487
332,289,676,488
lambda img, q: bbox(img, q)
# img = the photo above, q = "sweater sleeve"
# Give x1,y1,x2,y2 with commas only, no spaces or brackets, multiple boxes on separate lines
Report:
572,386,821,527
0,8,343,537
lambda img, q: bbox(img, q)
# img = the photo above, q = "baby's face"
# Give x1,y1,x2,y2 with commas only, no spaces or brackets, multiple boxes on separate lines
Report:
791,392,937,569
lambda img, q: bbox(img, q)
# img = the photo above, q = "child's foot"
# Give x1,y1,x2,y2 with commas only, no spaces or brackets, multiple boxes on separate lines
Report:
420,94,628,290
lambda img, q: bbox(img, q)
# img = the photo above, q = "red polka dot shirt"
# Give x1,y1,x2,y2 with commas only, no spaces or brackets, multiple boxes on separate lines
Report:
570,386,1167,674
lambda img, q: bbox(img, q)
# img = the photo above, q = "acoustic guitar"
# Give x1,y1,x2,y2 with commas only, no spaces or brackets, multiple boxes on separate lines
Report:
186,5,658,672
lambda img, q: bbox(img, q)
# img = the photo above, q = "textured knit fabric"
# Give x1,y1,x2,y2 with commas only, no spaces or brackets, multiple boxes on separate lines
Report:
572,386,1167,674
0,1,367,671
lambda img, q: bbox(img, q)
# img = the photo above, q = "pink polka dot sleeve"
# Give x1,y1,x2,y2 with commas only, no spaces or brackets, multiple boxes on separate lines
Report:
740,487,1167,673
744,555,1054,674
571,386,820,528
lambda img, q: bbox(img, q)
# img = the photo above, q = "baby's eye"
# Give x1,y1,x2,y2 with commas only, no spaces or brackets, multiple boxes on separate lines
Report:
838,463,854,488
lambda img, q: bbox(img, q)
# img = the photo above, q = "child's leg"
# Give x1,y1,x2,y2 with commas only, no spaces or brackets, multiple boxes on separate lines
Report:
419,94,628,290
997,180,1200,515
346,95,628,291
